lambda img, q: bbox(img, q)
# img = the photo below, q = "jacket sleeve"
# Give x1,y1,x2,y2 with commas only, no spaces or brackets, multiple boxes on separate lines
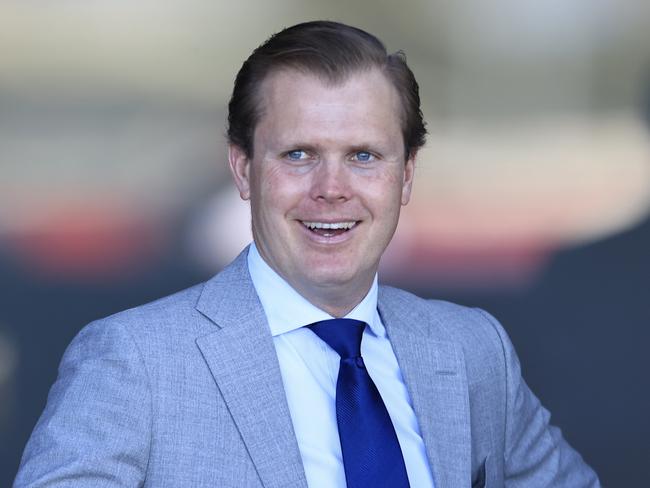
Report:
14,318,152,487
476,309,601,488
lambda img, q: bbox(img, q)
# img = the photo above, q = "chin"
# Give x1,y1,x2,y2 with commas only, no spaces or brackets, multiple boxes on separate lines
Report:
308,271,355,288
301,262,369,289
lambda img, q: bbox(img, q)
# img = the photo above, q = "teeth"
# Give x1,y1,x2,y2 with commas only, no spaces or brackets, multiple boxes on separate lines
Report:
302,221,357,230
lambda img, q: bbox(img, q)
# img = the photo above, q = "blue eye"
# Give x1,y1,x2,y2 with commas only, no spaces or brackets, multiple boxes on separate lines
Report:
287,150,307,161
354,151,374,162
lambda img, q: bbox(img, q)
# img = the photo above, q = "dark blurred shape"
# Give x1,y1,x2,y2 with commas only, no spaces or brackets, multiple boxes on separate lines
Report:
513,215,650,486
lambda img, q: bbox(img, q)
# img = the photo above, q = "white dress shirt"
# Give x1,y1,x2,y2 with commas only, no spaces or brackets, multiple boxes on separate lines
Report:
247,243,435,488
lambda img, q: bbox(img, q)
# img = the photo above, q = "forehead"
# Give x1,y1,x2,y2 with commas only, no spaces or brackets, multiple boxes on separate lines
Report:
254,68,403,147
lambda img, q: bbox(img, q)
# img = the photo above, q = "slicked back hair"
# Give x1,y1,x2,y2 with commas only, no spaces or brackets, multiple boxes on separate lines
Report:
227,20,427,159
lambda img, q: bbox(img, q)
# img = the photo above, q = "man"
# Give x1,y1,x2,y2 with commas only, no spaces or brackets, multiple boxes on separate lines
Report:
15,21,599,487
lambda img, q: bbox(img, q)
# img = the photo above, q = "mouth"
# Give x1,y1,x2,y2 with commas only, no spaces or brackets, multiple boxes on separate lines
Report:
300,220,358,238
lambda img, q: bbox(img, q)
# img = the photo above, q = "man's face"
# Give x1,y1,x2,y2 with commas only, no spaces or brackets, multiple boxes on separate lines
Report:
229,68,415,314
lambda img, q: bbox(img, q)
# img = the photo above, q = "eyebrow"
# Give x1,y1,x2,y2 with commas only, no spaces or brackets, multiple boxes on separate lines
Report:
277,140,388,153
278,142,320,152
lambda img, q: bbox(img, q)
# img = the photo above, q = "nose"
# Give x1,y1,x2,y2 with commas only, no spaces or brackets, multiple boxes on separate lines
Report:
309,159,351,203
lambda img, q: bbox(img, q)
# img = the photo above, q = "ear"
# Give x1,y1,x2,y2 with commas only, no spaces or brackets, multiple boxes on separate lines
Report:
228,144,251,200
401,150,417,206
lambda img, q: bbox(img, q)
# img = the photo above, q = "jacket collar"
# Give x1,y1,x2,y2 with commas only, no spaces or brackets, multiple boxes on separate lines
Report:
378,287,471,488
195,248,308,488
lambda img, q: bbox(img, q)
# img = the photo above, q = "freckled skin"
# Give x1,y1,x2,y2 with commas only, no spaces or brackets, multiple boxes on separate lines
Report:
229,69,416,317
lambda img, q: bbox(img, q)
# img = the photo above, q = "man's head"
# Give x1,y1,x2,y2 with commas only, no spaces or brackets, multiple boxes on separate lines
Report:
227,21,426,316
227,20,426,160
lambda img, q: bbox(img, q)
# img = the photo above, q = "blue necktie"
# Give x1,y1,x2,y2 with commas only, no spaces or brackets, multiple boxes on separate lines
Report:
308,318,410,488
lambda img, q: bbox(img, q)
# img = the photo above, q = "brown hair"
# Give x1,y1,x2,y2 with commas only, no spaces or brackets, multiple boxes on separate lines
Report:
227,20,427,159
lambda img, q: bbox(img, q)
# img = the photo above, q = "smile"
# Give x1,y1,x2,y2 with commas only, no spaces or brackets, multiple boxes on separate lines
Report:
300,221,358,238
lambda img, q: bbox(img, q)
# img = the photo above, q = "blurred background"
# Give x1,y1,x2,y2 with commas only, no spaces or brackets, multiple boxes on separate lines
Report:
1,1,649,485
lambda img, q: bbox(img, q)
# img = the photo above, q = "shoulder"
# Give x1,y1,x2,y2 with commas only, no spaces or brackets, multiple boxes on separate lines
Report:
61,283,209,369
85,281,205,334
94,282,206,335
379,284,507,342
378,285,512,378
77,248,252,348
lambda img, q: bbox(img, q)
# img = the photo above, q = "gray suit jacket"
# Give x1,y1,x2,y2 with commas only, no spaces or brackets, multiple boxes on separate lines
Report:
15,250,599,487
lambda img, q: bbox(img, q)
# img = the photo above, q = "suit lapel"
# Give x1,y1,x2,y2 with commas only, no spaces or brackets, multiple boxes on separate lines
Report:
379,288,471,488
195,251,308,488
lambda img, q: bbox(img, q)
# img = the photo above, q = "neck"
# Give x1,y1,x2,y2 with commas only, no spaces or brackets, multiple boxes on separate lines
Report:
249,242,376,318
294,277,374,318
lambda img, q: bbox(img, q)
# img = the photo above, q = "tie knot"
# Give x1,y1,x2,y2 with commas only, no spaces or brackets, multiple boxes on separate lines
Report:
307,318,366,359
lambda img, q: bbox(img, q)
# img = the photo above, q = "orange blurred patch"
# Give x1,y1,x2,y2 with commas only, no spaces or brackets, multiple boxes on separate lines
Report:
6,203,165,281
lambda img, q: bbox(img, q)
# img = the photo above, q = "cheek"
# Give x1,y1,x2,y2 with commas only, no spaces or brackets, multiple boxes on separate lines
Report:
255,165,306,216
252,163,283,204
362,171,405,208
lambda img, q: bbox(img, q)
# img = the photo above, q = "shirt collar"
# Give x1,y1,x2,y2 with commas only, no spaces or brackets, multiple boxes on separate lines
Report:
247,242,383,337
